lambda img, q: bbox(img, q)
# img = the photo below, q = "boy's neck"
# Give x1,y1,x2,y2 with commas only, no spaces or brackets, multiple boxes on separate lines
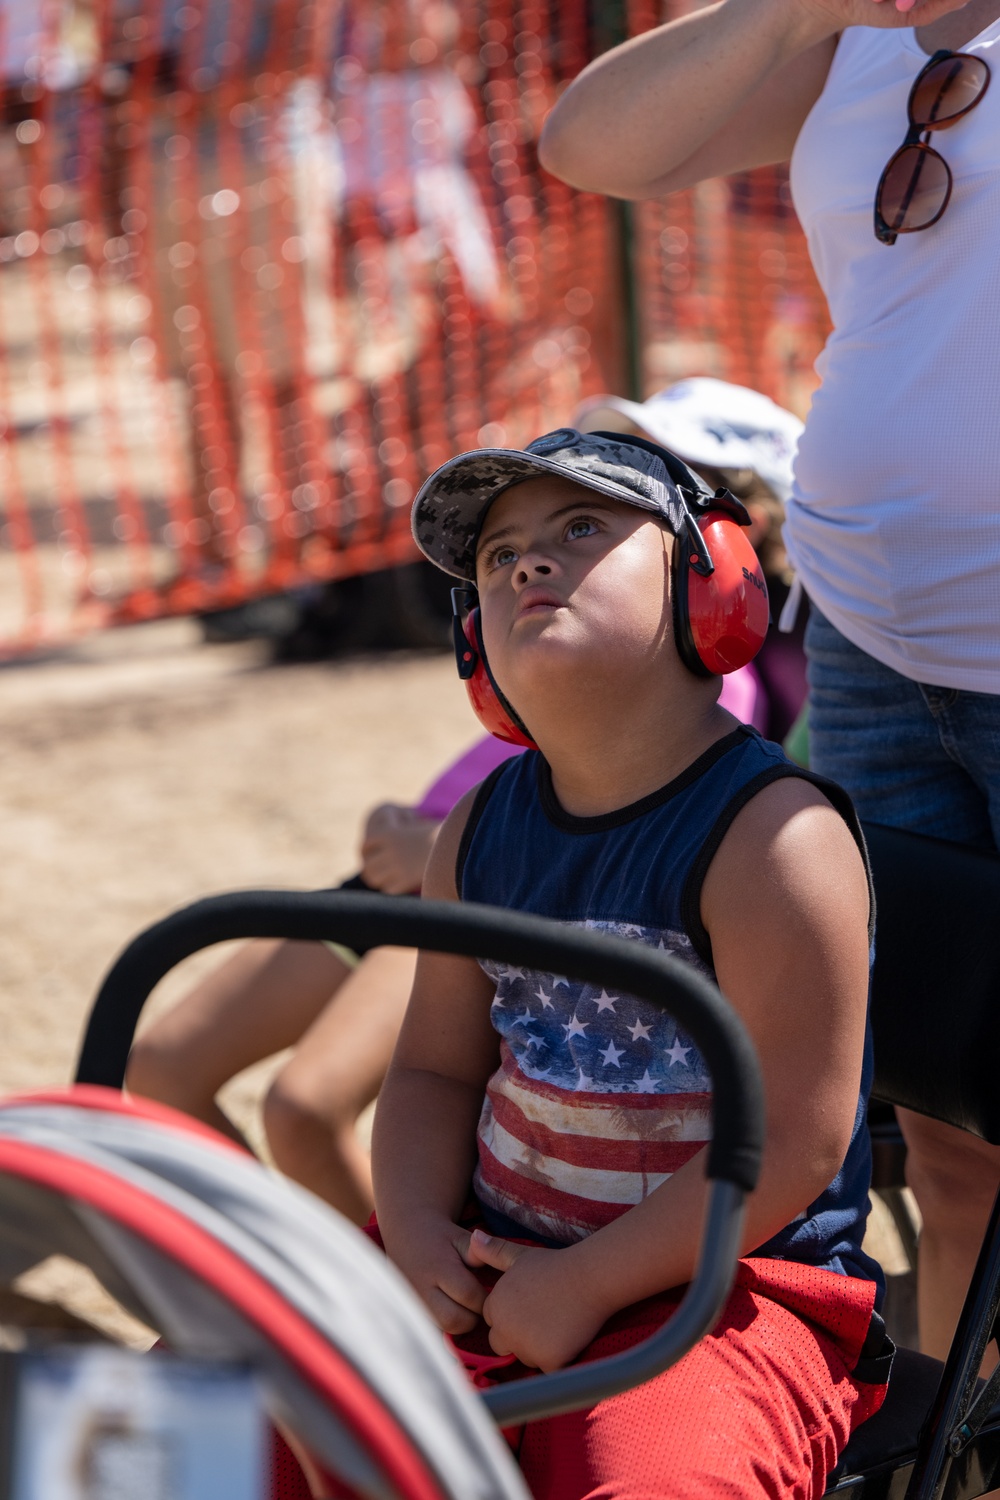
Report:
535,691,739,819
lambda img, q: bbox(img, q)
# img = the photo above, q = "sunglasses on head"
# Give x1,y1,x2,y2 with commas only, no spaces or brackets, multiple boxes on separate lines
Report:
874,48,990,247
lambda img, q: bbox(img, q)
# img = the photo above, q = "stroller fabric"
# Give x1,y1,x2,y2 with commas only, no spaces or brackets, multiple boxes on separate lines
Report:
0,1088,529,1500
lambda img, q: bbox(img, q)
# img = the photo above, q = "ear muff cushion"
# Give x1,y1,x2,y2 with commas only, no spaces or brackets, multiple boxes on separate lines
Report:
675,517,769,676
463,611,537,748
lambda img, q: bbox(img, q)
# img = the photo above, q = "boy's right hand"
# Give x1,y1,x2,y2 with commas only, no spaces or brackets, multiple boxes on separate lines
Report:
388,1214,488,1335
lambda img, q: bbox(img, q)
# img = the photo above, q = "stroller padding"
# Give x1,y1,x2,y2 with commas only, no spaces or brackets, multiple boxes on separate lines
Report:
0,1091,530,1500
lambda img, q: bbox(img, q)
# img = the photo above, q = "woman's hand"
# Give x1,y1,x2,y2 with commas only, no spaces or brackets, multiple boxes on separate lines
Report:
467,1230,611,1371
387,1214,488,1335
360,804,440,895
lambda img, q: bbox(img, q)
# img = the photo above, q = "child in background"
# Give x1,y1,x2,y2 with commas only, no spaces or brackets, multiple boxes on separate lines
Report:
371,427,890,1496
126,732,523,1223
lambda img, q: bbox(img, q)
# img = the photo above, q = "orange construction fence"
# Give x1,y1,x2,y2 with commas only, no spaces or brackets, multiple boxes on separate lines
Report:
0,0,829,654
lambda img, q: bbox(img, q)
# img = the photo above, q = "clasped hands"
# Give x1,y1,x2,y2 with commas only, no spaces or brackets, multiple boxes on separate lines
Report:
399,1215,610,1373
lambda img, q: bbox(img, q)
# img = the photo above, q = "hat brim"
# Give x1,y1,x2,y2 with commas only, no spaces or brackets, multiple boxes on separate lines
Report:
411,445,667,581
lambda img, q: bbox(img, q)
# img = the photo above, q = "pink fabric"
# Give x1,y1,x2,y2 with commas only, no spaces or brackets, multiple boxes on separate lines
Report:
718,661,767,733
415,738,526,820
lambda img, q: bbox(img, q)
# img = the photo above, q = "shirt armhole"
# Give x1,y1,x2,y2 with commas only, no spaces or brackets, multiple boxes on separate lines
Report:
680,765,875,969
454,760,513,898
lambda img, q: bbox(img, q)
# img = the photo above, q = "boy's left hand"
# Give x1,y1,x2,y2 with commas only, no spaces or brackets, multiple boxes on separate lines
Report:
466,1229,609,1371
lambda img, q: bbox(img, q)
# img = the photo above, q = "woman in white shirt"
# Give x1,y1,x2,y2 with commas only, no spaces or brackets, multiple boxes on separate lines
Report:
540,0,1000,1365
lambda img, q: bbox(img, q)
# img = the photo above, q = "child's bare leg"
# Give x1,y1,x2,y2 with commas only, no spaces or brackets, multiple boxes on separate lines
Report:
263,945,416,1223
898,1108,1000,1364
127,940,351,1146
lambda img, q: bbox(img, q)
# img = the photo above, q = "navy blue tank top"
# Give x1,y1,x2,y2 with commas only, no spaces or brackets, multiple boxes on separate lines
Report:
458,725,881,1291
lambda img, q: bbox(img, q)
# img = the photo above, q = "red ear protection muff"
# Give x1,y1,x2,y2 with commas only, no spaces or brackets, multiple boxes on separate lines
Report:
585,430,770,678
451,588,537,748
672,495,770,677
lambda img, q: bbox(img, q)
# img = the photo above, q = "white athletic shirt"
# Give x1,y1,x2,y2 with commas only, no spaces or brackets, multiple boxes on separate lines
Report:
786,20,1000,692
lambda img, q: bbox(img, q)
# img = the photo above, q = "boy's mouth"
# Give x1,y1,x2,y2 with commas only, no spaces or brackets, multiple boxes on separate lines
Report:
515,586,564,618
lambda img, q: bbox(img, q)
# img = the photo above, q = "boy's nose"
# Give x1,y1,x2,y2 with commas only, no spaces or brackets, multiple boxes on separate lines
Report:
513,557,553,586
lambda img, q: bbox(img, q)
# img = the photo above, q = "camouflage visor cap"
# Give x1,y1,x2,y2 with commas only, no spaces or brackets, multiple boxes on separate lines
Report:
410,427,691,581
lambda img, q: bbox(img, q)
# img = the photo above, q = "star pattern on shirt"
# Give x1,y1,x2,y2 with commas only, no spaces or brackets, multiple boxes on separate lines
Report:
483,924,711,1097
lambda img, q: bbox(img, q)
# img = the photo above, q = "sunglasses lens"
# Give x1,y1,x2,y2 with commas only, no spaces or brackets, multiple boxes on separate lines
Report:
911,54,989,127
878,146,951,233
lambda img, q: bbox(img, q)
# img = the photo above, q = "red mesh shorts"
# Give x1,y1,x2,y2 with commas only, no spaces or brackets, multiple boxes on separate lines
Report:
505,1257,888,1500
364,1220,890,1500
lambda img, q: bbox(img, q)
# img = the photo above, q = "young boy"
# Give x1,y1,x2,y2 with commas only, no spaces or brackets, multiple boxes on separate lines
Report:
372,429,891,1497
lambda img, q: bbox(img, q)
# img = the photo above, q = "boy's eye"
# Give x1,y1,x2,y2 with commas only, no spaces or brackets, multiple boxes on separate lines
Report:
488,544,518,570
566,516,600,540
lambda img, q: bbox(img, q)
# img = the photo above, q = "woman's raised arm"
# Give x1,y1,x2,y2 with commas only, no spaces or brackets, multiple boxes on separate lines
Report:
539,0,976,200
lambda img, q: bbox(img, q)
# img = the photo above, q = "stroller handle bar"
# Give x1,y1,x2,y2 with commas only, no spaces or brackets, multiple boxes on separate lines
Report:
75,888,764,1426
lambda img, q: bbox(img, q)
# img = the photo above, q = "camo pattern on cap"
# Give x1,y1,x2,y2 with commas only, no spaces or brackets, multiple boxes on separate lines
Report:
411,427,688,580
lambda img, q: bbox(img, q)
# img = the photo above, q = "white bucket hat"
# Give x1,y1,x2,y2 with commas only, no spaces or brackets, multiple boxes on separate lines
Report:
573,378,803,505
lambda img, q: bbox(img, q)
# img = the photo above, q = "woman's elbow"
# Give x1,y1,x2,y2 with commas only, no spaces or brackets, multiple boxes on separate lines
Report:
538,107,582,186
539,107,669,199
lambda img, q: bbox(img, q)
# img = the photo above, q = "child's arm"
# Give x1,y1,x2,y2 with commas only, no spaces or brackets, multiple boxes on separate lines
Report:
468,778,872,1370
371,789,502,1335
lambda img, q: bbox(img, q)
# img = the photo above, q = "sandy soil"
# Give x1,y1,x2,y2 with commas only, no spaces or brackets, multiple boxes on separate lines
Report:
0,621,485,1340
0,618,481,1096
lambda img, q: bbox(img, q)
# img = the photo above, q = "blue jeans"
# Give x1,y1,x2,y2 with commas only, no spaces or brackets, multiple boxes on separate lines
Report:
805,608,1000,852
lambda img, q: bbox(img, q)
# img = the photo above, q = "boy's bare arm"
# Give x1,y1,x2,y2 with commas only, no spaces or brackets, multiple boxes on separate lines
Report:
371,787,501,1335
469,779,871,1371
539,0,975,200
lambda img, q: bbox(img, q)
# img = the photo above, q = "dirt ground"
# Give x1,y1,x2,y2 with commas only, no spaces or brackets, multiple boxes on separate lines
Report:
0,617,914,1347
0,619,486,1341
0,618,482,1098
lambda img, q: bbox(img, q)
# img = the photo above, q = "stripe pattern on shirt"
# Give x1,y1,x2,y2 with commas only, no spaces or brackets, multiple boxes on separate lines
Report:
473,920,713,1245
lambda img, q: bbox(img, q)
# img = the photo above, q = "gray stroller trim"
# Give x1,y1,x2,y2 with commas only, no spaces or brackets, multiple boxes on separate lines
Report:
0,1098,530,1500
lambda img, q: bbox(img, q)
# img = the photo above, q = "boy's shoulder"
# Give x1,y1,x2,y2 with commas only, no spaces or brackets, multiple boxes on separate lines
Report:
699,764,874,964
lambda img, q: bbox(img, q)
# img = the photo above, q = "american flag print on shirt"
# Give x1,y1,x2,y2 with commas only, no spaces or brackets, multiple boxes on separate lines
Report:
473,920,713,1246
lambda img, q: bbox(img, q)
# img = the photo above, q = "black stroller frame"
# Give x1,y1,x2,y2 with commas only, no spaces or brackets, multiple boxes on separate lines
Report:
66,821,1000,1499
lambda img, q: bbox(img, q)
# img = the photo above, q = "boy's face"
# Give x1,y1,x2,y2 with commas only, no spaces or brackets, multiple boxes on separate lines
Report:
474,475,675,712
